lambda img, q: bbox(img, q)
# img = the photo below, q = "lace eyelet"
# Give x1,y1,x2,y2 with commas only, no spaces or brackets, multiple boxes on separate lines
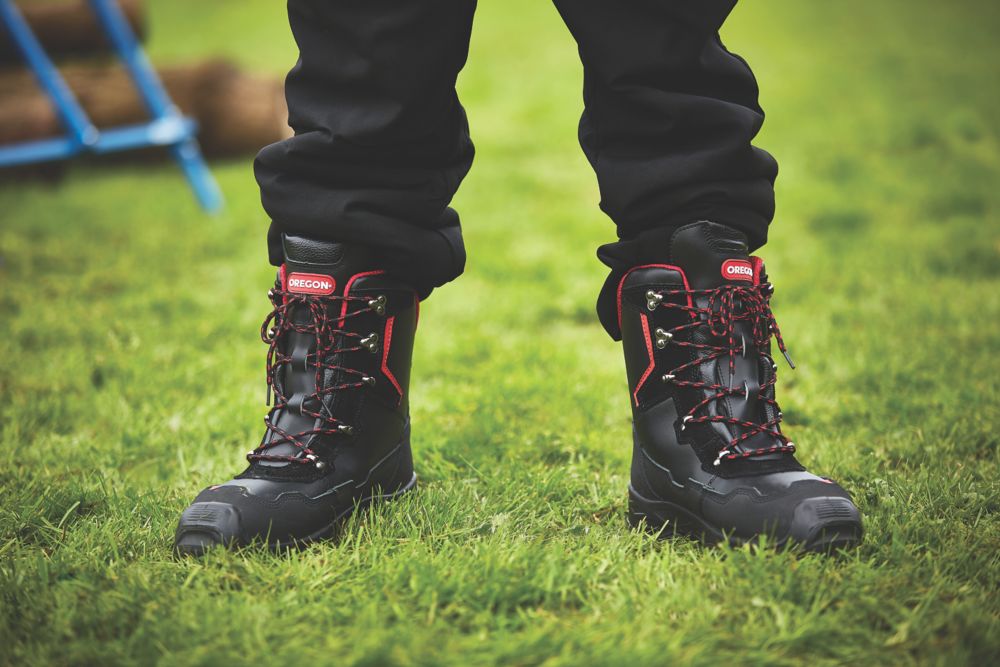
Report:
646,290,663,311
654,328,672,349
360,333,380,353
305,453,326,470
368,295,387,316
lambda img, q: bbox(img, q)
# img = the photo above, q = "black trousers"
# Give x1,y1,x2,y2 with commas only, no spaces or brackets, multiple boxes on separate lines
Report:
254,0,777,339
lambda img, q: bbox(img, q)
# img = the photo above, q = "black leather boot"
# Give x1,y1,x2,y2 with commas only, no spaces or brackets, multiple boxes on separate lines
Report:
174,235,418,555
619,221,862,552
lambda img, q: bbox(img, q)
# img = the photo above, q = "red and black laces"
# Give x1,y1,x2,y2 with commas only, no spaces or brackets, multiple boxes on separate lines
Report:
647,279,796,466
247,278,376,467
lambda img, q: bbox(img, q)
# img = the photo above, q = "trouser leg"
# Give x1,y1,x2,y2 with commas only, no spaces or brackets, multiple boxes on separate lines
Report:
553,0,779,338
254,0,478,298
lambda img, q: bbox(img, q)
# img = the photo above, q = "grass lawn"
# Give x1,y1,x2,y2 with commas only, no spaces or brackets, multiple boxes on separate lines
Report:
2,0,1000,664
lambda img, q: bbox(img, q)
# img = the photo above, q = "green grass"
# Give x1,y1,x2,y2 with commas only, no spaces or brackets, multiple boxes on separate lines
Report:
2,0,1000,664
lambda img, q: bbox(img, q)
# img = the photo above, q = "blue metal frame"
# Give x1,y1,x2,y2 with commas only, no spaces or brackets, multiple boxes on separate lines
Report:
0,0,222,212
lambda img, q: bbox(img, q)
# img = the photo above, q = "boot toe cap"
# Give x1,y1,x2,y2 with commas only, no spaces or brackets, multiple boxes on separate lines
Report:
787,494,863,552
703,476,864,551
742,480,863,551
174,501,243,557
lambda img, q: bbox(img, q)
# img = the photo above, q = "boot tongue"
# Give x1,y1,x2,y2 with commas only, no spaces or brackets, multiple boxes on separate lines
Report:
282,234,375,293
669,221,756,290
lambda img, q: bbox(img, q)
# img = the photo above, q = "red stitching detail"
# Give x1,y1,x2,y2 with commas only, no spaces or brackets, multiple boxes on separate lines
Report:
633,313,656,407
381,316,403,401
750,256,765,286
278,264,288,305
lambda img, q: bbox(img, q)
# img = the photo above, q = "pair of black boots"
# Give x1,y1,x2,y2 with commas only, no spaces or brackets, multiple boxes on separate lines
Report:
175,222,862,555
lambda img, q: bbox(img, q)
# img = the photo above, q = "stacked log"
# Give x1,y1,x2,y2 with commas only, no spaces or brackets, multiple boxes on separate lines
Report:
0,0,147,64
0,0,291,164
0,60,291,158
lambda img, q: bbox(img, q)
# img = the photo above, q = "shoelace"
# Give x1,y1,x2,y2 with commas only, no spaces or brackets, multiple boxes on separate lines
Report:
246,279,378,468
647,280,796,466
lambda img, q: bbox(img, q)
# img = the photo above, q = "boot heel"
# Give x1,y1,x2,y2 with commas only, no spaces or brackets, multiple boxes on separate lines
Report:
627,490,661,531
627,485,671,532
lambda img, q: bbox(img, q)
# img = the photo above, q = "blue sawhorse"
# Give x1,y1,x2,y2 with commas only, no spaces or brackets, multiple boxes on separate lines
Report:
0,0,223,212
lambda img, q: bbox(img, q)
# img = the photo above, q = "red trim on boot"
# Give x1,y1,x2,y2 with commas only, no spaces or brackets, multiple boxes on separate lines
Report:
750,256,765,286
278,264,289,305
633,313,656,407
381,316,403,401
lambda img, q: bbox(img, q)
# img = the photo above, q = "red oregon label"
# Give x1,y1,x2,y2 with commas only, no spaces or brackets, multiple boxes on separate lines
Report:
721,259,754,282
287,272,336,295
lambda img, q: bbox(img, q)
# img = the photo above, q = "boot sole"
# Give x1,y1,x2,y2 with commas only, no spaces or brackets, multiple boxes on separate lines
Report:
627,484,862,553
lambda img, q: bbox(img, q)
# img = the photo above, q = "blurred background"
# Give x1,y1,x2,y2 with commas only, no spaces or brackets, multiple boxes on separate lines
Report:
1,0,999,664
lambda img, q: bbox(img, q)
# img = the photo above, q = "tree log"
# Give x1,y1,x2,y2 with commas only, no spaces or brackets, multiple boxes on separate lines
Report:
0,0,147,64
0,59,291,159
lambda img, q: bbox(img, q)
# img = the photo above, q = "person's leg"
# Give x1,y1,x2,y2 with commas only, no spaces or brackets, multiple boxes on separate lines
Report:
175,0,477,555
555,1,863,551
553,0,776,338
255,0,478,299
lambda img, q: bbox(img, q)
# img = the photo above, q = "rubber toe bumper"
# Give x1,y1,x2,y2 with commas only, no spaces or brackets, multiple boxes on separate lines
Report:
787,495,863,552
174,501,242,557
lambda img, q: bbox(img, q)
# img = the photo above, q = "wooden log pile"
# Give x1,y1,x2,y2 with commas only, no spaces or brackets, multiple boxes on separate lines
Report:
0,0,291,165
0,0,147,64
